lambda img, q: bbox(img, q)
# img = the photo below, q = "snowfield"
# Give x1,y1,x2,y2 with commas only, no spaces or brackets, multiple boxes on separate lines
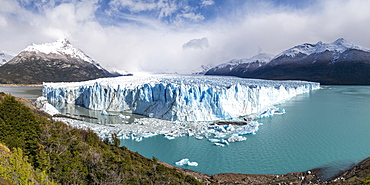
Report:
43,75,319,122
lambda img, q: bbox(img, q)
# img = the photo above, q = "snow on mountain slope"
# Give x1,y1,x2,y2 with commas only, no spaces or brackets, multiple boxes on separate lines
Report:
212,53,273,72
0,52,13,66
273,38,370,59
23,38,102,69
192,65,212,74
43,75,319,121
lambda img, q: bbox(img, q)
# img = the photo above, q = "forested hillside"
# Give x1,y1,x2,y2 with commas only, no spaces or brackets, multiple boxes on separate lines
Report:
0,92,200,184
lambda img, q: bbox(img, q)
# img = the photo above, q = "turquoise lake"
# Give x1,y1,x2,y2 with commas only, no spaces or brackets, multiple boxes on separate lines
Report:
2,85,370,178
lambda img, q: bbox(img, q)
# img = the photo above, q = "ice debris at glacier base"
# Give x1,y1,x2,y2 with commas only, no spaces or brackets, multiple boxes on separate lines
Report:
51,114,259,146
33,96,60,116
42,75,320,122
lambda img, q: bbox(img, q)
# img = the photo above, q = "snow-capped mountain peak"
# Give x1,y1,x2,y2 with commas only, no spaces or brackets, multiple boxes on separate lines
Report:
23,38,100,68
274,38,370,59
215,53,273,70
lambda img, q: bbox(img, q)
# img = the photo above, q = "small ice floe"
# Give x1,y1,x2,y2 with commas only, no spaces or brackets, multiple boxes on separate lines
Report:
214,143,225,147
118,114,129,119
195,135,204,140
257,108,285,118
164,135,176,140
234,121,261,135
134,137,143,142
214,132,227,138
227,134,247,142
187,130,194,136
208,139,220,143
101,110,117,116
175,158,198,166
141,133,157,138
220,139,229,145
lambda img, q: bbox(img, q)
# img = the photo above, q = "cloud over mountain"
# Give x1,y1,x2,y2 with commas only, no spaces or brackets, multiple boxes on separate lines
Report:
1,0,370,73
182,37,209,50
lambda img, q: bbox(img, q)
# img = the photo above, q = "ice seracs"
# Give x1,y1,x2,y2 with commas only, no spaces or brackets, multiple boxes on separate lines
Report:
43,75,319,122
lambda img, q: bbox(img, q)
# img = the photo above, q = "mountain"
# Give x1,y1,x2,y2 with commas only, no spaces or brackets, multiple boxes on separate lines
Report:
206,53,273,76
0,51,13,66
206,38,370,85
0,39,118,84
192,65,212,74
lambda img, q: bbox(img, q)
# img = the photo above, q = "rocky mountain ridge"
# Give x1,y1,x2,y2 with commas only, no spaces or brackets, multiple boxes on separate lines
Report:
0,39,118,84
206,38,370,85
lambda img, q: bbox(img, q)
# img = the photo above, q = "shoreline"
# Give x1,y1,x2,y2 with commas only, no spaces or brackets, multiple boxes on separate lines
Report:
159,157,370,184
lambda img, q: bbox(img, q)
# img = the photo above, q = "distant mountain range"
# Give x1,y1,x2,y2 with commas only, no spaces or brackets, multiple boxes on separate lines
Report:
206,38,370,85
0,51,13,66
0,39,119,84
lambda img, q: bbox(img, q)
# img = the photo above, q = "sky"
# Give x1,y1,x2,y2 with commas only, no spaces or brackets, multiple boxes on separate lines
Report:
1,0,370,73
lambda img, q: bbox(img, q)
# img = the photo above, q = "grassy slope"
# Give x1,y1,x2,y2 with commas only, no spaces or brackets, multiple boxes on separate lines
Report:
0,92,200,184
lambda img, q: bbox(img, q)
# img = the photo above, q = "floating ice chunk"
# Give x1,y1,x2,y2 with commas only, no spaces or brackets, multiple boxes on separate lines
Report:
214,143,225,147
164,135,176,140
220,139,229,145
195,135,204,140
34,96,60,116
141,133,157,138
234,121,260,135
175,158,198,166
257,108,286,118
101,110,117,116
134,137,142,142
118,114,129,119
208,139,220,142
227,134,247,142
187,131,194,136
187,161,199,166
214,132,227,138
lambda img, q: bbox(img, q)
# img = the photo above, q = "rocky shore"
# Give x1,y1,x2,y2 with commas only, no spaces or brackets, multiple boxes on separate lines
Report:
160,157,370,185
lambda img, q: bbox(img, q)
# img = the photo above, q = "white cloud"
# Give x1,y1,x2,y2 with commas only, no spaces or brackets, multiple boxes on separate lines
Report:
1,0,370,74
183,37,209,50
0,16,7,28
201,0,214,7
178,12,205,21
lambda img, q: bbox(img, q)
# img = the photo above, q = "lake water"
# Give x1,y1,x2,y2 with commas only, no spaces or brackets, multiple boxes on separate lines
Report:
1,85,370,179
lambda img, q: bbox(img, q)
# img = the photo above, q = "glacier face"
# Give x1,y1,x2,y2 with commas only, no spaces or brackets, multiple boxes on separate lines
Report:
43,75,319,121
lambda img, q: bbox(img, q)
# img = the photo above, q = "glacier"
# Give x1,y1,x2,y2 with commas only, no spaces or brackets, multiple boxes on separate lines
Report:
43,75,319,122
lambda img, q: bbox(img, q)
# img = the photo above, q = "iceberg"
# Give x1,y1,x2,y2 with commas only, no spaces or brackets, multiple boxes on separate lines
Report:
175,158,198,166
43,75,319,122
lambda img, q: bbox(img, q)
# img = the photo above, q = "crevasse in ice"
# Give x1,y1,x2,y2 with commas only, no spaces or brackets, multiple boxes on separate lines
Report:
42,75,319,121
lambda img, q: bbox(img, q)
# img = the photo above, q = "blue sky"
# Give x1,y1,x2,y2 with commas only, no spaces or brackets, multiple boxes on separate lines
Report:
1,0,369,73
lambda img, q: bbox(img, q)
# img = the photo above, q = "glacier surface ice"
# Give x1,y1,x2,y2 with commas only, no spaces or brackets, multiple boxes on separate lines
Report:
41,75,319,147
43,75,319,122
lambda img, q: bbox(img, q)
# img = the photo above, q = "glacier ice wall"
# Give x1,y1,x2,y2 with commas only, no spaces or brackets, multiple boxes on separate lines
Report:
43,75,319,121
